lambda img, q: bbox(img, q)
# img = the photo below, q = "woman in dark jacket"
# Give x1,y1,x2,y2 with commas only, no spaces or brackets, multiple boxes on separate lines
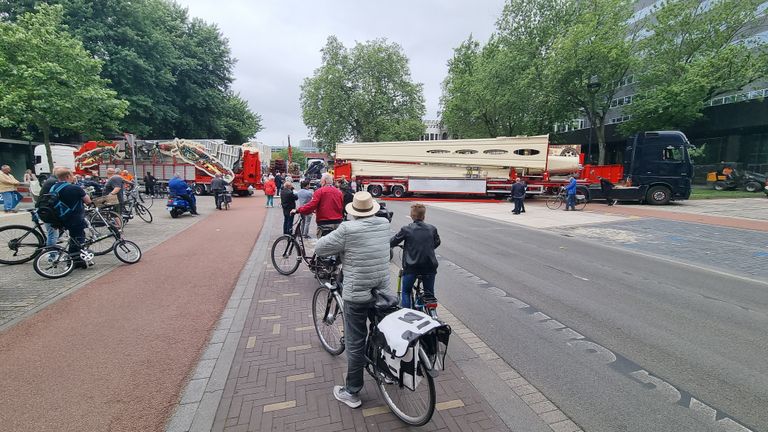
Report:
281,181,298,234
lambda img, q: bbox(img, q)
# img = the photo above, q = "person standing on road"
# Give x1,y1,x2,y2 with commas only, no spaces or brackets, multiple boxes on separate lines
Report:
390,203,441,308
274,172,283,195
52,168,92,269
599,177,617,206
264,175,276,207
280,181,298,234
296,180,314,238
293,173,343,238
211,173,228,210
510,178,526,215
564,176,577,211
314,191,393,409
336,179,354,220
169,173,198,215
143,171,157,197
103,168,126,215
0,164,21,213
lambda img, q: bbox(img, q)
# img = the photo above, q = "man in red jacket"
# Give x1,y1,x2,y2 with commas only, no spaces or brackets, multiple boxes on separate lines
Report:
293,173,343,237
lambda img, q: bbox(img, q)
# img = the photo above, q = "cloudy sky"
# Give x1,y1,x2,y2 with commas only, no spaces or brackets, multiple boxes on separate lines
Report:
175,0,506,147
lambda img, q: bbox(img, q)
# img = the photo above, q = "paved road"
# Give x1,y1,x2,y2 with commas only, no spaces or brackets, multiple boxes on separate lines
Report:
386,201,768,432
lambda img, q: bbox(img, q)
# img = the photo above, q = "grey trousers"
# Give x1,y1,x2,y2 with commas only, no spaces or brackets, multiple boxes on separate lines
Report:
343,300,374,394
301,214,313,237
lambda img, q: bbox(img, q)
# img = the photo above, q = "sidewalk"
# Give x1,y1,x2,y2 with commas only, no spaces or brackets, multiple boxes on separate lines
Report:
168,213,581,432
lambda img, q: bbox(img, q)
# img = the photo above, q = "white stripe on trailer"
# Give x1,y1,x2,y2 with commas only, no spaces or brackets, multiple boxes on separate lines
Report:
407,178,487,194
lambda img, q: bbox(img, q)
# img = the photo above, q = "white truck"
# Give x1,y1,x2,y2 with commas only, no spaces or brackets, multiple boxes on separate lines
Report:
34,145,77,176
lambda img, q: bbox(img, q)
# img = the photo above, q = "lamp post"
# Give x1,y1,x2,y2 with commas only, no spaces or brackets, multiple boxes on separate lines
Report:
586,76,602,165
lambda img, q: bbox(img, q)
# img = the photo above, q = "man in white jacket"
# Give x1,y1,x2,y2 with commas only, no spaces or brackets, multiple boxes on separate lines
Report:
315,191,393,409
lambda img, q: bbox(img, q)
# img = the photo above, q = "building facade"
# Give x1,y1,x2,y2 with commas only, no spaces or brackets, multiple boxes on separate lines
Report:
421,119,450,141
555,0,768,182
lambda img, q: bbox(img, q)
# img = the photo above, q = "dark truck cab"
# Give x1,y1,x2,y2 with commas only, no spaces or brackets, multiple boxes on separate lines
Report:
588,131,693,205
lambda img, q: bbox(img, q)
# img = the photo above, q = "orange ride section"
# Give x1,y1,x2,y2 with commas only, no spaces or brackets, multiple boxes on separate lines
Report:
0,197,266,432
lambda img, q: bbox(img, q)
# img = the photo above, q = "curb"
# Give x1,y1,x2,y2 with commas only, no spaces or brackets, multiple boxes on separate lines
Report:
165,210,274,432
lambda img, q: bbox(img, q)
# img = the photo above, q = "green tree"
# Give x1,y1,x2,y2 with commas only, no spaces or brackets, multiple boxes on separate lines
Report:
301,36,426,153
275,147,307,170
544,0,636,164
0,4,128,171
216,92,263,144
622,0,768,132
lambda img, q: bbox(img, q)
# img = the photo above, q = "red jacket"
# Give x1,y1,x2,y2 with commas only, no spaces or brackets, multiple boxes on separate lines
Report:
297,185,343,223
264,179,276,195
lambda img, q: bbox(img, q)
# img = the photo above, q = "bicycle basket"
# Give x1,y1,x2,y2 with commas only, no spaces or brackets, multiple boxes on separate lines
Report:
92,195,119,208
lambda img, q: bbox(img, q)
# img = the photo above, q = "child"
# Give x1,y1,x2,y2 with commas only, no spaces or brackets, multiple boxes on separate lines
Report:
390,203,441,308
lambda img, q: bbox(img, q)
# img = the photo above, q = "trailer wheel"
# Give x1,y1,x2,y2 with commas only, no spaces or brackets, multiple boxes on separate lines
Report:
368,184,383,198
194,184,207,196
646,186,671,205
391,186,405,198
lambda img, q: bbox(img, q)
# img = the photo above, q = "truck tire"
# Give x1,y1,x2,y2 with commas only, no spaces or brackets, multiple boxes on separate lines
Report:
194,184,207,196
391,185,405,198
745,181,761,193
646,186,671,205
368,184,383,198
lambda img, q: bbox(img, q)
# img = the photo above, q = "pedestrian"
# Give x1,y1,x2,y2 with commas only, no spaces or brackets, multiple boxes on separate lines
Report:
297,180,314,238
211,173,229,210
390,203,441,308
143,171,157,197
599,177,617,206
50,168,92,269
510,178,526,215
23,169,36,184
38,167,65,246
1,164,21,213
350,176,358,193
280,181,298,234
120,169,134,183
564,176,578,211
274,172,283,195
336,179,354,220
314,191,393,409
293,173,343,238
264,175,276,207
103,168,125,215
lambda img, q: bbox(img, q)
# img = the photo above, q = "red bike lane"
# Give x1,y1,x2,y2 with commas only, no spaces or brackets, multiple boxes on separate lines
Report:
0,196,266,432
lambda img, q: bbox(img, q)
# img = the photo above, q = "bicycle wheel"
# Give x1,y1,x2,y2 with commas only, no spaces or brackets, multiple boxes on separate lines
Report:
84,221,115,256
223,197,230,210
271,236,301,275
0,225,44,265
135,204,153,223
575,197,587,211
138,192,153,209
113,240,142,264
312,286,345,355
545,196,563,210
88,209,123,231
33,247,75,279
378,347,436,426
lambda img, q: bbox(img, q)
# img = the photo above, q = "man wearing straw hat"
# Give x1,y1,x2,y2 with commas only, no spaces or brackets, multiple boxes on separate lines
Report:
315,191,393,409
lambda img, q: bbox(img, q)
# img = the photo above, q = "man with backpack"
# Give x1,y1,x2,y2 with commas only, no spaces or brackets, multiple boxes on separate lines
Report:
37,168,92,268
38,167,65,246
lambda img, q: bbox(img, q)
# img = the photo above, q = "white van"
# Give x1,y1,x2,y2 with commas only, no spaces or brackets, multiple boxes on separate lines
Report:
34,145,76,176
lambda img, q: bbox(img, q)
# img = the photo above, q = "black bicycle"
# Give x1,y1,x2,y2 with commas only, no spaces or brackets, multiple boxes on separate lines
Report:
270,218,337,279
312,277,438,426
32,208,141,279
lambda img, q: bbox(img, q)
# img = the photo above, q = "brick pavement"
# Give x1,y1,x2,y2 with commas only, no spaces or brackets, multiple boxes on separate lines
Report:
210,221,512,432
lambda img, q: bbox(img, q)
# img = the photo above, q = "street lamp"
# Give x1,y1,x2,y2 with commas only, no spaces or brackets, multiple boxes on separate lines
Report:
586,75,602,165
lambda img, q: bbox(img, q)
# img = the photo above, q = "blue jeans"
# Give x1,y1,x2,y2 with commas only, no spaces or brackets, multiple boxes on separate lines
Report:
566,193,576,210
401,273,436,309
343,300,374,394
2,191,17,211
266,195,274,206
45,223,59,247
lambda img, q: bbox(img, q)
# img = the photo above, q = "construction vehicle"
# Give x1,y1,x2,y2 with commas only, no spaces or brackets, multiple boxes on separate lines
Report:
333,131,694,205
706,164,766,192
74,139,270,196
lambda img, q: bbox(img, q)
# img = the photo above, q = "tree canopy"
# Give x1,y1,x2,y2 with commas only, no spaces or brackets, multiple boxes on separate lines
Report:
0,4,128,171
0,0,262,143
301,36,426,153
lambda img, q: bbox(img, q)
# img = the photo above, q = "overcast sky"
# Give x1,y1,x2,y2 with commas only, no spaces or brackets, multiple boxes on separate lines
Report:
175,0,506,147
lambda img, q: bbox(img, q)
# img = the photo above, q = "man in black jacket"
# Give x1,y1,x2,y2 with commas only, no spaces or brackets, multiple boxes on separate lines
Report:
510,178,526,214
390,203,441,308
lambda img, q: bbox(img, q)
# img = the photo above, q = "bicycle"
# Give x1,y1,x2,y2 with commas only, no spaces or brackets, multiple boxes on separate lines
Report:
312,277,441,426
391,245,439,319
32,207,142,279
214,189,231,210
545,187,587,211
270,218,338,279
0,209,67,265
111,187,153,224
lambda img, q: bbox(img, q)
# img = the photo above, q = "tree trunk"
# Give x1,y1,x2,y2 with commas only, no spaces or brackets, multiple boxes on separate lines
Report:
41,123,54,174
596,122,607,166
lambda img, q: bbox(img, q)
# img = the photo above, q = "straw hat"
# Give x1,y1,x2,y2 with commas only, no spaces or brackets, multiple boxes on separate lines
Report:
346,191,381,217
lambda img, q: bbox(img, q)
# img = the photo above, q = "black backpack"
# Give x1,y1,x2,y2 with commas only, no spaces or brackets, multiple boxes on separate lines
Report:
37,183,79,227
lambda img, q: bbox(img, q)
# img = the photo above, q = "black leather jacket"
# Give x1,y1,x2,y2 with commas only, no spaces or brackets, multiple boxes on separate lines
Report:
390,221,441,275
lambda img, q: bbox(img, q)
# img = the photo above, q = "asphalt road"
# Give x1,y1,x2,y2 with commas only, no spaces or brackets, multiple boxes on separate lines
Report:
385,201,768,432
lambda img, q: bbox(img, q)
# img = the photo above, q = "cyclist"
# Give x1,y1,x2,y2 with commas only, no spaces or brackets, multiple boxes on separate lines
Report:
293,173,343,238
168,173,198,215
564,175,577,211
314,191,393,409
51,168,92,269
211,173,228,210
390,203,440,308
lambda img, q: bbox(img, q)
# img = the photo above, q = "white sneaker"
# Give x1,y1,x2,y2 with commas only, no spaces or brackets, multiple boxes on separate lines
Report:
333,385,361,408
